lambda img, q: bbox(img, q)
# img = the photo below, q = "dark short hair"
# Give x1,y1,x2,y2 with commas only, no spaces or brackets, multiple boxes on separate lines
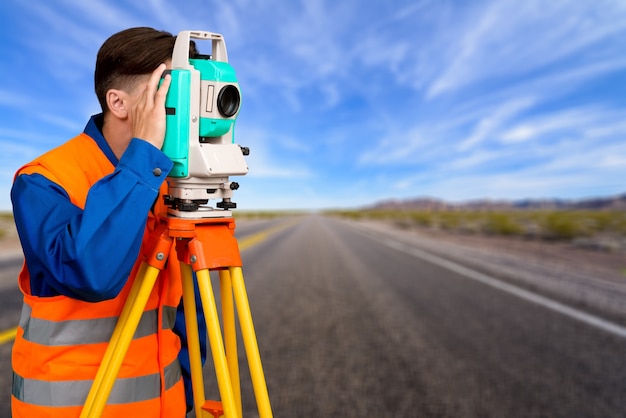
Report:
94,27,197,113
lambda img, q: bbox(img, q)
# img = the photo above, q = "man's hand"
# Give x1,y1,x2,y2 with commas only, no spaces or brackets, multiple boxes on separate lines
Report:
131,63,171,150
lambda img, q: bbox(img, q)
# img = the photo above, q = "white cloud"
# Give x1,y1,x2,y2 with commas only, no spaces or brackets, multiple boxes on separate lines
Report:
358,127,437,166
0,90,31,109
36,114,84,132
458,97,535,150
248,164,312,179
427,0,626,97
236,126,313,179
499,106,611,144
56,0,138,31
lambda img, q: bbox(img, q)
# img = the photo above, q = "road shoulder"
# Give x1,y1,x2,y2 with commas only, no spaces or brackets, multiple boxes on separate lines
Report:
343,218,626,325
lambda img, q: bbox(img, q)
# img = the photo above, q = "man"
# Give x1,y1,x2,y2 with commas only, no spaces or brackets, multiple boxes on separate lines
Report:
11,27,204,417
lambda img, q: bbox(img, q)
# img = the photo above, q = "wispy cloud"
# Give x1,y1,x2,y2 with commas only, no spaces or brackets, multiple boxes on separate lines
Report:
458,97,535,151
500,106,622,144
357,126,440,167
236,127,313,179
426,0,626,98
0,89,32,109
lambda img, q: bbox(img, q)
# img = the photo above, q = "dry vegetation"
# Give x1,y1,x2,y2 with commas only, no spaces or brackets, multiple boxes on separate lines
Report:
329,209,626,252
0,212,13,240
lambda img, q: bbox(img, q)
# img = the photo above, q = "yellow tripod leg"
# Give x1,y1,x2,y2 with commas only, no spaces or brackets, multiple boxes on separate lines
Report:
80,263,160,418
220,269,242,418
180,263,208,418
230,267,273,418
195,268,240,418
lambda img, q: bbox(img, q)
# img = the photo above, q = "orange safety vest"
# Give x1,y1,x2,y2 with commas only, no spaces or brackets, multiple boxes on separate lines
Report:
11,133,186,417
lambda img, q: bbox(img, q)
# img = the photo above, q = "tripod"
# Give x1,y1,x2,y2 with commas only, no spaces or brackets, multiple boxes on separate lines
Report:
79,215,272,418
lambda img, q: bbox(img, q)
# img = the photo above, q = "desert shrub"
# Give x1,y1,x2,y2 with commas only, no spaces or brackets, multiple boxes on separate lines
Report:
588,212,613,231
436,212,462,230
541,212,589,240
0,212,13,221
410,212,434,227
616,216,626,234
586,211,626,234
484,213,524,236
329,208,626,241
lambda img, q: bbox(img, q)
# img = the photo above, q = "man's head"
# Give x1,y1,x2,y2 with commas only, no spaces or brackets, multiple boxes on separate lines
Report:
95,27,173,114
94,27,198,115
94,27,199,157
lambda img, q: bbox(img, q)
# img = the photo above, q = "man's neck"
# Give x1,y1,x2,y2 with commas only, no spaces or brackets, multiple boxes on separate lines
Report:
101,114,132,160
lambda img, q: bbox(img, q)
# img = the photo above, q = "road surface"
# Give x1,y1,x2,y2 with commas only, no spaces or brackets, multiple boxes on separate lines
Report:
0,215,624,417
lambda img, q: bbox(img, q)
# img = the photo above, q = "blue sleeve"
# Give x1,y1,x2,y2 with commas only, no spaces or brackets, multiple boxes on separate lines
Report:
11,138,173,301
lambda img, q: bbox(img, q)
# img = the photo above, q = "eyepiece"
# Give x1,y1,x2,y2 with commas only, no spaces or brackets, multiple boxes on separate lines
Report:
217,85,240,118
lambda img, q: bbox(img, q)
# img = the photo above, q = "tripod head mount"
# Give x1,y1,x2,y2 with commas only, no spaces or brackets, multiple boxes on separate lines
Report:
162,31,248,218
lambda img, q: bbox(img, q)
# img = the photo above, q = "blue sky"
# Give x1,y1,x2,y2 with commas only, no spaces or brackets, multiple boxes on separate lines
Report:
1,0,625,211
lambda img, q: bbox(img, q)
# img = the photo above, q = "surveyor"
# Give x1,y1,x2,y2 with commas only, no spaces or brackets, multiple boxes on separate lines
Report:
10,27,205,417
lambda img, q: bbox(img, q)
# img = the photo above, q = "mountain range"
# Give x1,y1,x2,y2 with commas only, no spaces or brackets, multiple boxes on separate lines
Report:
368,193,626,211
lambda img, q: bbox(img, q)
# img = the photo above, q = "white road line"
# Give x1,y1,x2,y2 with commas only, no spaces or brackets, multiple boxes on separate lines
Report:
383,238,626,339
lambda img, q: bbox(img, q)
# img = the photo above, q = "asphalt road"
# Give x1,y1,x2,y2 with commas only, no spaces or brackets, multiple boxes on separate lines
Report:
1,215,625,417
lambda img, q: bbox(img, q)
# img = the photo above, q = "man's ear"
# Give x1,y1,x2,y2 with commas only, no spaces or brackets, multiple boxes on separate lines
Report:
106,89,129,120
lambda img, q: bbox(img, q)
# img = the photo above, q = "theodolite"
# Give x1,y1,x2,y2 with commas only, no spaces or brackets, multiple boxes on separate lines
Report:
162,30,249,218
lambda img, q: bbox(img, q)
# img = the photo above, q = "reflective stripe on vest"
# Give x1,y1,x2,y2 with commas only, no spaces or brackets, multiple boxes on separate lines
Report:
12,357,181,407
19,304,177,346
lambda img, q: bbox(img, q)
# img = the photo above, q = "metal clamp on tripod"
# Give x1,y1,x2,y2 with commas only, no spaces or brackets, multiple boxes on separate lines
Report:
79,31,272,418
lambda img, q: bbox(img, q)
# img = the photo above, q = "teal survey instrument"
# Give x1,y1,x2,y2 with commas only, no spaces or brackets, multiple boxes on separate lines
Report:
162,30,249,218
